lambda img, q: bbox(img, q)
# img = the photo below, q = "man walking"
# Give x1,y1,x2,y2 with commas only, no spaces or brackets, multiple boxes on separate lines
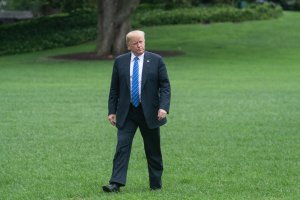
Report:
102,30,171,192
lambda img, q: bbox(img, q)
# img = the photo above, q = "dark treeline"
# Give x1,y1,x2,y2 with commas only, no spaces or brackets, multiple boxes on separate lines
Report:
3,0,300,15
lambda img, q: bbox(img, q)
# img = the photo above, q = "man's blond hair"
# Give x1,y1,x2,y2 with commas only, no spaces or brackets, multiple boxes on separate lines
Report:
126,30,145,45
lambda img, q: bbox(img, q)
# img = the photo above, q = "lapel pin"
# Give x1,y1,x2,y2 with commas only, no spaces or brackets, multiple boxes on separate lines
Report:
147,60,150,62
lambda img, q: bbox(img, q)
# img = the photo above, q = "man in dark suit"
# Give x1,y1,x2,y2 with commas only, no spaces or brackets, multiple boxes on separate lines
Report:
102,30,171,192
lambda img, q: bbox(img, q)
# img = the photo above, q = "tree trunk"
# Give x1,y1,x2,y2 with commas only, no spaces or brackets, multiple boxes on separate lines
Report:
96,0,140,57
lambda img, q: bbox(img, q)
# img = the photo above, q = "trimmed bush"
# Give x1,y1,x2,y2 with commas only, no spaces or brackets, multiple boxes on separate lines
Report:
0,3,282,56
132,3,283,27
0,10,97,55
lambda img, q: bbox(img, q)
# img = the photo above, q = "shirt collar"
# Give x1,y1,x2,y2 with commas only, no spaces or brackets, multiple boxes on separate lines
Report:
131,52,144,62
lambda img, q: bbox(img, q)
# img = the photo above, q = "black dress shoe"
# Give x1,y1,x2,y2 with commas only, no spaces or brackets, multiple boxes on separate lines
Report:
102,183,120,193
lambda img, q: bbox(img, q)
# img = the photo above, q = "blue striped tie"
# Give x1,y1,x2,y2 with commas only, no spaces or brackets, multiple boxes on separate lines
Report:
131,57,139,107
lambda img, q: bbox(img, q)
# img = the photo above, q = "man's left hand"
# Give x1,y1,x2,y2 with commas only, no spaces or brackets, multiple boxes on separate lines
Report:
157,109,167,121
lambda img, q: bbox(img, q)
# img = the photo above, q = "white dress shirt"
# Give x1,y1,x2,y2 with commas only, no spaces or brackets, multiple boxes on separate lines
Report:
130,52,144,102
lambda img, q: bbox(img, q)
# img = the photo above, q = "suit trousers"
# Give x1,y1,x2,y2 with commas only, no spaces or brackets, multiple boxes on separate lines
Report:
109,104,163,188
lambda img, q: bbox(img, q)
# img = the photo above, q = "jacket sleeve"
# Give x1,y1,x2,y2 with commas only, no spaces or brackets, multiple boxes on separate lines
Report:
158,57,171,113
108,60,119,115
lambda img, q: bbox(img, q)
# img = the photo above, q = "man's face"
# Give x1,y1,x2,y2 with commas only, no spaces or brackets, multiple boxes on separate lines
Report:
127,34,145,56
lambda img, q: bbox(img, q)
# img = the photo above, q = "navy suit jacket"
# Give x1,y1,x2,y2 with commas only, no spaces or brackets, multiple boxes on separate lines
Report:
108,51,171,129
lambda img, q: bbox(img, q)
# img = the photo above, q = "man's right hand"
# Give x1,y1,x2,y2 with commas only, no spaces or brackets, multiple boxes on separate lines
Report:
108,114,117,126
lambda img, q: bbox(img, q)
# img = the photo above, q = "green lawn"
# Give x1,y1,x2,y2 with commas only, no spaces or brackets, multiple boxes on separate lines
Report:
1,12,299,200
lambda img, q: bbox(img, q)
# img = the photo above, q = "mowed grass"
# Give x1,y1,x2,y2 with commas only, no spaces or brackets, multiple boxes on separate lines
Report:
1,12,300,200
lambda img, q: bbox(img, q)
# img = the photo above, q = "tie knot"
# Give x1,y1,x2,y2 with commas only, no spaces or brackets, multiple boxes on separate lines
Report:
134,57,139,61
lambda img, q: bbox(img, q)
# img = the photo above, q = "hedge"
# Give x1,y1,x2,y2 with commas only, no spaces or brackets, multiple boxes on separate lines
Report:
0,10,97,55
132,3,283,26
0,3,282,55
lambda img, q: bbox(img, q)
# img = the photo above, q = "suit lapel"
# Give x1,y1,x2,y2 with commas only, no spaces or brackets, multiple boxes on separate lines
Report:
142,52,150,90
125,53,131,91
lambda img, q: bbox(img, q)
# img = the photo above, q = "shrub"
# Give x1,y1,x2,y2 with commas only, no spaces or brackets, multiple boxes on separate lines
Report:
0,4,282,56
0,9,97,55
132,3,282,27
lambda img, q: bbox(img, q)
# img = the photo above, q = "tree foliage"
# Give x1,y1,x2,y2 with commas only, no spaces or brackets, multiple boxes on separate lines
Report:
5,0,96,15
